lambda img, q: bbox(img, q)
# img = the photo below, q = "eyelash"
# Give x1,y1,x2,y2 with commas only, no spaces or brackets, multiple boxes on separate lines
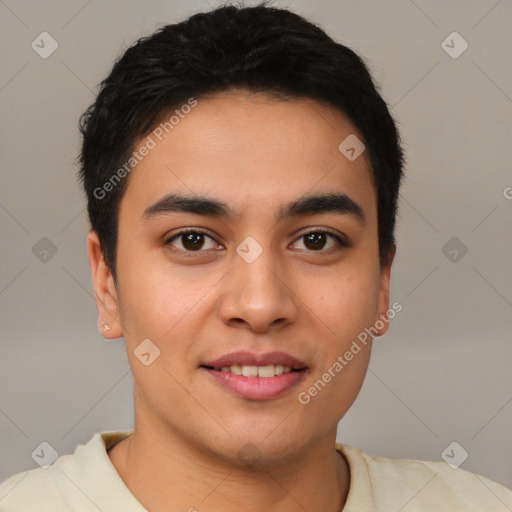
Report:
164,228,348,255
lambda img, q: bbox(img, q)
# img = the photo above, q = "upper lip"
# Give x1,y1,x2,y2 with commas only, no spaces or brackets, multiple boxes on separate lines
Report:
202,351,307,369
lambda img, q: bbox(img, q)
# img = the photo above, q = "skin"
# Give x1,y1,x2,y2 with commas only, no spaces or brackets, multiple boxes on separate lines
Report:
87,89,395,512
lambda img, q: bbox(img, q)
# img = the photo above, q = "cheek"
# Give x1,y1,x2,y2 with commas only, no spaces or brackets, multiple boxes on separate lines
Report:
298,264,380,344
117,250,204,337
119,274,198,408
116,263,212,392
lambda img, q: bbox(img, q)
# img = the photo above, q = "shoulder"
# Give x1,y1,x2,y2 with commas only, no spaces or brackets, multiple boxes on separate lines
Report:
0,430,133,511
0,461,71,511
337,442,512,511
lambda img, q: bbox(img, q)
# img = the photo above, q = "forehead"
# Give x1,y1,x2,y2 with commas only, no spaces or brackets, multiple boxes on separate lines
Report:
119,91,375,223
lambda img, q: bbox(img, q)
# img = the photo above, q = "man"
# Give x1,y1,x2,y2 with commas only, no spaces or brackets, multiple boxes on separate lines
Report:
1,2,511,511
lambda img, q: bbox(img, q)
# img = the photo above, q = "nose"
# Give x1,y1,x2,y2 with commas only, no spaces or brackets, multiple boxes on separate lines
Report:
217,242,298,333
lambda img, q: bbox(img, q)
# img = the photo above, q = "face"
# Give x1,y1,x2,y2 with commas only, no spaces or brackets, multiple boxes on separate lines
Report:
88,90,394,465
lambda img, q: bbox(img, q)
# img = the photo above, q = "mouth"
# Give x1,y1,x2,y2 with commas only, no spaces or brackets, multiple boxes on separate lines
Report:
200,351,308,400
201,363,305,377
201,350,307,371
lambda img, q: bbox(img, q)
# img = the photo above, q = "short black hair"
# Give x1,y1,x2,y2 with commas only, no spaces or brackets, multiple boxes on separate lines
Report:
77,1,405,283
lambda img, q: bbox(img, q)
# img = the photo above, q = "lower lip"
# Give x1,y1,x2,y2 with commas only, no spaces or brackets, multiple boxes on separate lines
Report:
201,367,307,400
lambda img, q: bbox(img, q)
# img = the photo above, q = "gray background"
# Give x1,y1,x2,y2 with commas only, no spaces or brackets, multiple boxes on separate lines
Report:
1,0,511,492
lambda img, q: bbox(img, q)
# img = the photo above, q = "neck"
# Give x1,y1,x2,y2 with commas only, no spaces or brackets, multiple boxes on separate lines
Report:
108,416,350,512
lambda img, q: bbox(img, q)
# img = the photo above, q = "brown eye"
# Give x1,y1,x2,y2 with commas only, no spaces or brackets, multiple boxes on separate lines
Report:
304,232,328,250
165,230,220,252
292,230,347,252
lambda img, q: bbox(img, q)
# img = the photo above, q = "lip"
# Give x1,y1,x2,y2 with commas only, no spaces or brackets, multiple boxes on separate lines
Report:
201,366,308,400
202,350,307,369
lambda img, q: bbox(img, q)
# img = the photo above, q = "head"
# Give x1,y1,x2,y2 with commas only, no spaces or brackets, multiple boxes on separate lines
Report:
81,2,404,464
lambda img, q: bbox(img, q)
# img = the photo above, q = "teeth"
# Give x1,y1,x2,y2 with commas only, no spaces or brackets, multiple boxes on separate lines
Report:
215,364,295,377
230,364,242,375
257,365,275,378
242,365,258,377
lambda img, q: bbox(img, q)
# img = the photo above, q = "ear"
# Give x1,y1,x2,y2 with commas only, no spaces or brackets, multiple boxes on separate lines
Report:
374,244,396,337
86,230,123,339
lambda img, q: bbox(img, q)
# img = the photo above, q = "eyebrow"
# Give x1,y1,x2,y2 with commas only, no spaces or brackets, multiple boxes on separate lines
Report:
141,192,366,226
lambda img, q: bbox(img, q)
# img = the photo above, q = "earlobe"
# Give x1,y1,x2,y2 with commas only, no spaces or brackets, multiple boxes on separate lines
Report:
374,245,396,337
86,231,123,339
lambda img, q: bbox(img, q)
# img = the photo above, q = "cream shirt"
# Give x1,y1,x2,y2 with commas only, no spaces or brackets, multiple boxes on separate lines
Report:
1,431,511,511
